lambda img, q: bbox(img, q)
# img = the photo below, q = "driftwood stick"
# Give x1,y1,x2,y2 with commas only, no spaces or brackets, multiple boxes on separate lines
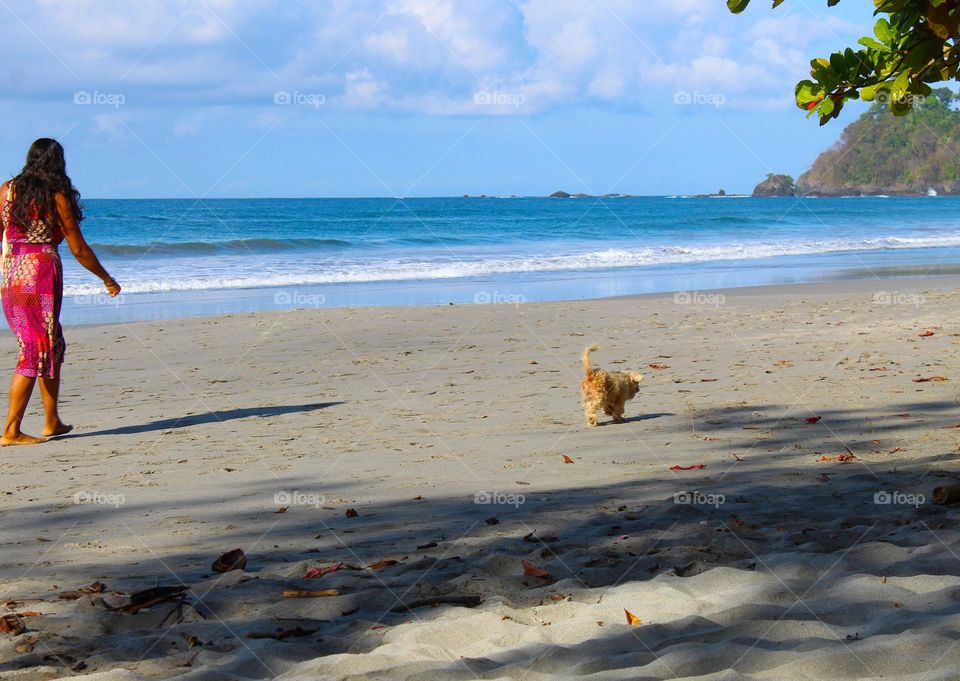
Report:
391,594,483,613
281,589,339,598
933,484,960,505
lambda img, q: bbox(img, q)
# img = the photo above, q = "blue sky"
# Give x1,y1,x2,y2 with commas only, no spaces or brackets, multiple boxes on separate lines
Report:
0,0,878,198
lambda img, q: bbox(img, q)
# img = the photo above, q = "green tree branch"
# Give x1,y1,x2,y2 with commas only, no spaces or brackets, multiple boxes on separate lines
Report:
728,0,960,124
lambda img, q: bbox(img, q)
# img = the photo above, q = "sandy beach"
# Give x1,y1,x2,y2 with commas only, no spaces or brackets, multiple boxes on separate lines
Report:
3,277,960,680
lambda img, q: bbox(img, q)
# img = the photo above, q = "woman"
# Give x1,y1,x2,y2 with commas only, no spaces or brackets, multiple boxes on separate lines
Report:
0,138,120,445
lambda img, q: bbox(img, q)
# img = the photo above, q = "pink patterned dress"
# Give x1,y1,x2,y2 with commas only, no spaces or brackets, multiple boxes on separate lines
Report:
0,182,65,379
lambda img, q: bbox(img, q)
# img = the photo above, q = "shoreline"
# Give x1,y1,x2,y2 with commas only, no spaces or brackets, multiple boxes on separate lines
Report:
2,276,960,678
58,271,960,327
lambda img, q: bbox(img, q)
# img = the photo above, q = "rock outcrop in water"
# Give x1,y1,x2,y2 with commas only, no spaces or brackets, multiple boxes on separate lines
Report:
752,174,796,197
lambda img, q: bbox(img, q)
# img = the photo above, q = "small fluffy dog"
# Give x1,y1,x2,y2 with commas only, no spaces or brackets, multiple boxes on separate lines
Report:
581,345,643,426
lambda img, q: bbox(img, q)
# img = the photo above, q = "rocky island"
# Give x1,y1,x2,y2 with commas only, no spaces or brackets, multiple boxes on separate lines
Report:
752,174,796,197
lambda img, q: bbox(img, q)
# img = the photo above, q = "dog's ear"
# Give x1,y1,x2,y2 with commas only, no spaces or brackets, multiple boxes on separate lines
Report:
628,372,644,384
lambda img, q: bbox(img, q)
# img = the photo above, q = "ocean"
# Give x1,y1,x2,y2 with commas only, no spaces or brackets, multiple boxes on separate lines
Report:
61,195,960,324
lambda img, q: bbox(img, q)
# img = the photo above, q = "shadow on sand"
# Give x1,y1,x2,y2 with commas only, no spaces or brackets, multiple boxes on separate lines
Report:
58,401,344,438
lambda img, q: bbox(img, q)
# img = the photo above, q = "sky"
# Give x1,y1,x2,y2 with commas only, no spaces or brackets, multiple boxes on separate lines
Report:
0,0,879,198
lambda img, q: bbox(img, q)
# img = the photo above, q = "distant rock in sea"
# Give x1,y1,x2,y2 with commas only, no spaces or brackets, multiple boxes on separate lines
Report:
752,174,796,197
548,190,638,198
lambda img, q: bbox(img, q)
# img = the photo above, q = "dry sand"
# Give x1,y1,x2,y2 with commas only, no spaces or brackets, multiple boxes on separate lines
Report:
3,278,960,680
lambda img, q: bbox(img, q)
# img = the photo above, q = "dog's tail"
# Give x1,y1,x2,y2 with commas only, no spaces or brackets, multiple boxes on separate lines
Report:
582,344,599,378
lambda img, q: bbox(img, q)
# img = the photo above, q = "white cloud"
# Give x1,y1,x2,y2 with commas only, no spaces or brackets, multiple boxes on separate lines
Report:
1,0,865,117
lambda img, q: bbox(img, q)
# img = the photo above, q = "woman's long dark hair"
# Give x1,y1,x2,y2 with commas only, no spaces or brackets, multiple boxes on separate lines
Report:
10,138,83,229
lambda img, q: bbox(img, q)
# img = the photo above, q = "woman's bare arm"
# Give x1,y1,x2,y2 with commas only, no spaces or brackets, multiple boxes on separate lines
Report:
56,193,120,296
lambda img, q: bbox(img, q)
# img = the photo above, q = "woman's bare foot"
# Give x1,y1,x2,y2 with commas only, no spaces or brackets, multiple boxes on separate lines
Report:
42,421,73,438
1,432,46,446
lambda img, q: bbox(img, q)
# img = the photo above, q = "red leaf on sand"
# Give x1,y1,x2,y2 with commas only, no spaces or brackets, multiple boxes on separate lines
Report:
819,455,834,462
304,562,343,579
914,376,948,383
367,559,398,571
647,363,670,369
624,609,642,625
837,453,856,462
918,330,935,337
521,560,553,579
700,378,718,382
805,416,822,424
670,464,705,471
562,455,574,464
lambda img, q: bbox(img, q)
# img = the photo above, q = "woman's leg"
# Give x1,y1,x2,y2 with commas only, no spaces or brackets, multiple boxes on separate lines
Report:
39,364,71,437
2,373,44,445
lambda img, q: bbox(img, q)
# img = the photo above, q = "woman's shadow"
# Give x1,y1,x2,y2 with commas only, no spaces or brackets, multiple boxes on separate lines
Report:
58,402,344,438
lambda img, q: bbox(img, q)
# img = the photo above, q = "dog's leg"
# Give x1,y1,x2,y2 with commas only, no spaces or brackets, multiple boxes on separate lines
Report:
612,402,626,423
584,399,599,427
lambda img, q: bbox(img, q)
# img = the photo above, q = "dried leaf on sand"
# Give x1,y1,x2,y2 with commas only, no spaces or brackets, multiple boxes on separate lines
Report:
521,560,553,579
211,548,247,573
